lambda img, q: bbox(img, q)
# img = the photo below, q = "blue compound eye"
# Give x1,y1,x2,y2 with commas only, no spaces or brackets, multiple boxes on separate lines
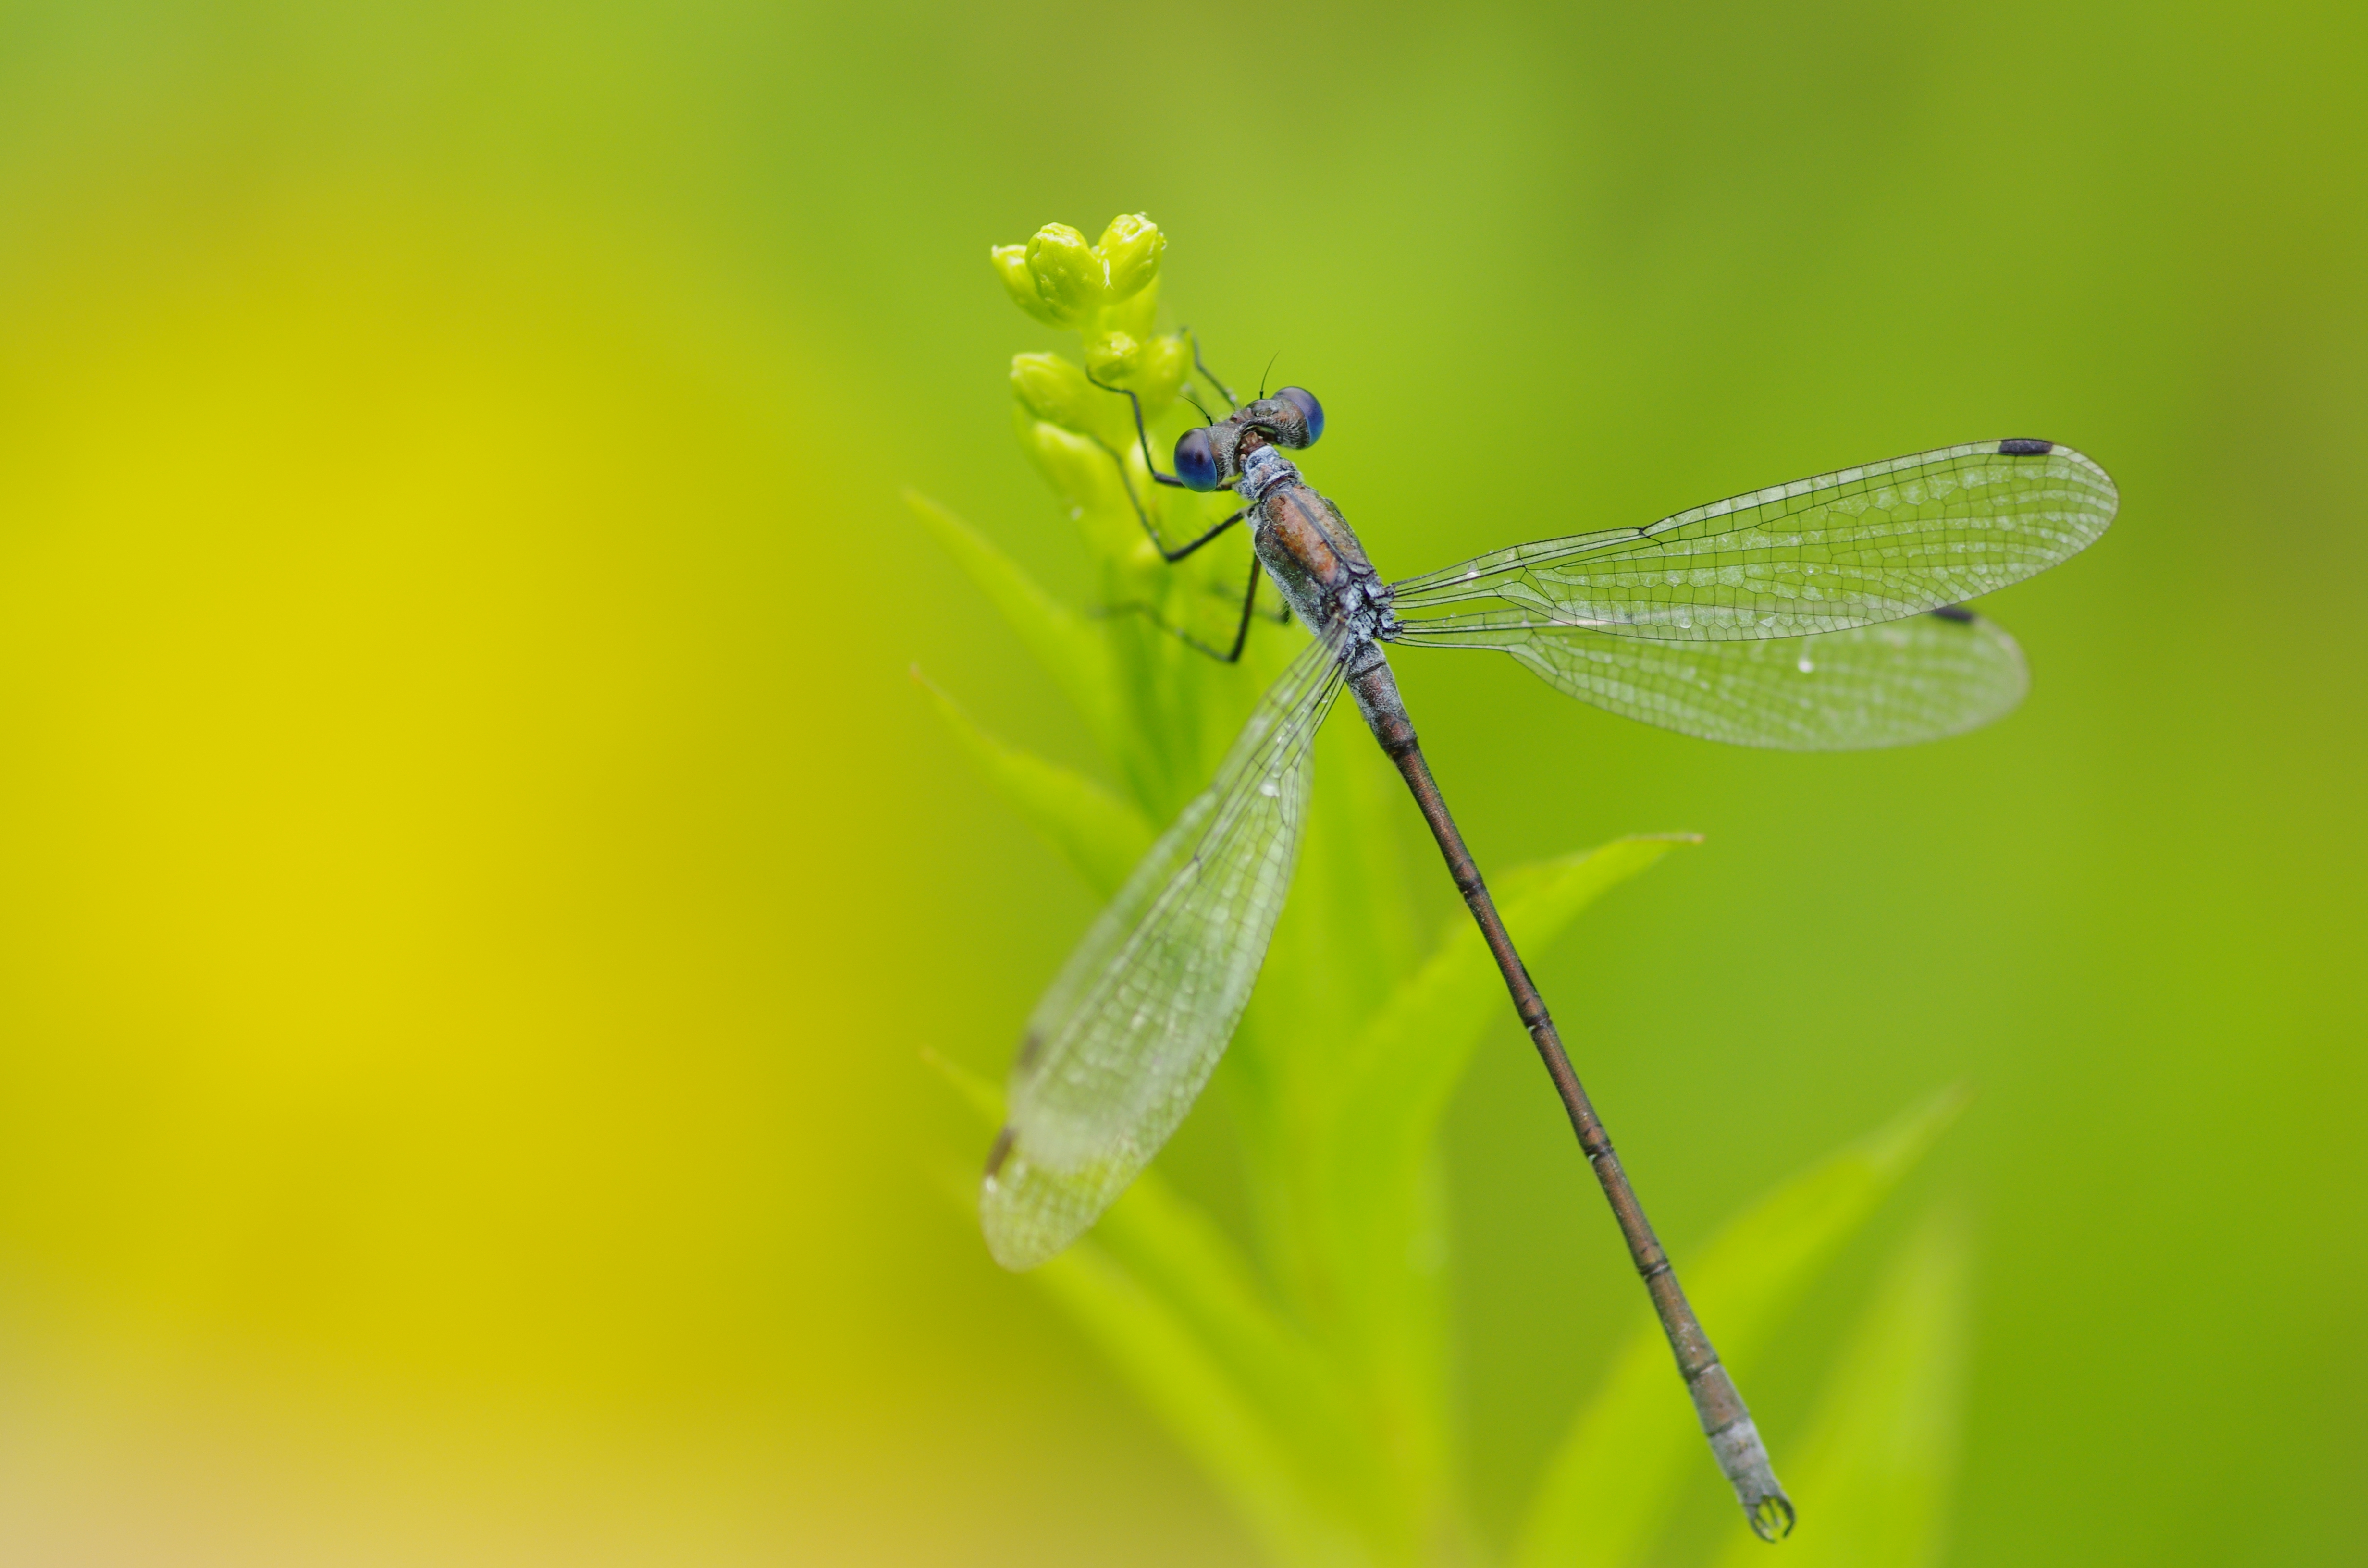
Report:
1174,427,1221,490
1275,386,1324,445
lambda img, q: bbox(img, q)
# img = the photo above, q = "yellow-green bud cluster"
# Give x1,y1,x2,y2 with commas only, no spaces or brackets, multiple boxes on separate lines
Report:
991,214,1191,427
991,215,1162,329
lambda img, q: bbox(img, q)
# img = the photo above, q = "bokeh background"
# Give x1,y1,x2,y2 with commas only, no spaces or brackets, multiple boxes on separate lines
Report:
0,2,2361,1563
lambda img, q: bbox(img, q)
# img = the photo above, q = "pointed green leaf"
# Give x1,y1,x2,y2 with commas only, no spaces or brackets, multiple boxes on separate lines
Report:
923,1045,1376,1548
912,1130,1335,1551
1222,835,1700,1568
1514,1086,1970,1568
1345,835,1701,1152
904,489,1122,755
1086,1174,1390,1539
1312,836,1702,1308
1033,1240,1371,1568
1223,730,1435,1313
911,665,1154,899
1710,1207,1971,1568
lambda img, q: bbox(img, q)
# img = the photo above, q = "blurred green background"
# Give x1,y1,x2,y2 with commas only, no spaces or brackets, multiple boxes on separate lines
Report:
0,1,2361,1563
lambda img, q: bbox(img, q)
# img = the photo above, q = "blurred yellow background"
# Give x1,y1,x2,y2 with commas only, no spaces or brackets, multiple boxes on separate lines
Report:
0,2,2361,1563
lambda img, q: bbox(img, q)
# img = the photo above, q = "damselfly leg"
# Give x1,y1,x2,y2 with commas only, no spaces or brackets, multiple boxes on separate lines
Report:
1180,327,1238,409
1088,330,1244,488
1096,552,1267,664
1081,355,1275,662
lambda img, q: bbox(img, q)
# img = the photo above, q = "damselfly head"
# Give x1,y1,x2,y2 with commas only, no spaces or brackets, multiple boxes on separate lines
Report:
1172,388,1325,490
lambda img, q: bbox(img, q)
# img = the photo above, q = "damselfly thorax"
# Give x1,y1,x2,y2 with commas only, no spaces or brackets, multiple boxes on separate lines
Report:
1201,407,1417,750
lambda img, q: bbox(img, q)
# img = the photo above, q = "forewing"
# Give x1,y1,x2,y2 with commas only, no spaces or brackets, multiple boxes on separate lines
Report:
981,633,1347,1269
1394,609,2028,750
1392,441,2115,640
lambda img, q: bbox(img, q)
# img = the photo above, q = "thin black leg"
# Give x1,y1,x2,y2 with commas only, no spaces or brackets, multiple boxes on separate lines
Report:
1180,328,1238,410
1098,555,1264,664
1087,371,1187,489
1159,506,1250,563
1092,433,1245,561
1074,339,1258,652
1216,552,1261,662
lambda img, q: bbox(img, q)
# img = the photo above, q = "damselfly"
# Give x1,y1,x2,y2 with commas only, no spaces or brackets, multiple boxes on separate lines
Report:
980,349,2117,1540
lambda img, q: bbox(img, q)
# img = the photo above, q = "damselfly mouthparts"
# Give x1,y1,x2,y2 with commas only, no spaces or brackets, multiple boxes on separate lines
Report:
980,347,2117,1541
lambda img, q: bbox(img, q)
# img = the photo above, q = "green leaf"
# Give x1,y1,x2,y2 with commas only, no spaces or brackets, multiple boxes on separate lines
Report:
1337,835,1703,1181
990,241,1064,327
1006,408,1164,573
1308,834,1703,1339
910,664,1154,899
1513,1086,1970,1568
1709,1207,1971,1568
904,488,1121,755
1010,349,1111,436
1228,834,1699,1568
1086,1173,1390,1544
922,1046,1375,1553
1033,1239,1371,1568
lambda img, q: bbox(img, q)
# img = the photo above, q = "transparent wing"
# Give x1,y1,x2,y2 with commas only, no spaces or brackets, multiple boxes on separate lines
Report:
981,632,1347,1270
1392,441,2116,640
1394,607,2027,750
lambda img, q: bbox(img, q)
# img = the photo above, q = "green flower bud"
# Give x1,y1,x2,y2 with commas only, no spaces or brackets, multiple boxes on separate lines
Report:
995,215,1202,571
1009,351,1103,433
993,217,1171,332
990,243,1061,326
1082,331,1141,386
1096,213,1164,304
1082,331,1189,420
1023,223,1106,327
